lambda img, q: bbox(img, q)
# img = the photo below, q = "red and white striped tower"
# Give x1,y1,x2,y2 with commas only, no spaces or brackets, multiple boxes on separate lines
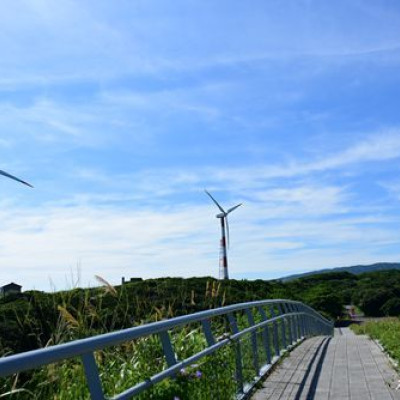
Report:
219,216,229,280
205,190,242,281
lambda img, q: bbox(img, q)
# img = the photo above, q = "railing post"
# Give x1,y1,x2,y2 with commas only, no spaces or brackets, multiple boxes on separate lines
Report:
292,304,299,342
201,319,215,346
304,307,310,337
245,308,260,375
291,304,296,342
269,305,280,357
289,303,296,343
294,304,302,341
302,308,307,338
284,303,293,345
159,331,177,367
297,307,302,339
227,313,244,394
311,316,316,335
310,313,314,336
295,304,304,339
81,352,105,400
257,306,272,364
277,303,287,349
308,315,313,336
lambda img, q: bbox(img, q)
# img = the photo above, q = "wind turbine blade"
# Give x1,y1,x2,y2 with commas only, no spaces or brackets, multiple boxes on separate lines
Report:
227,203,242,215
0,170,33,188
204,189,225,213
225,216,230,248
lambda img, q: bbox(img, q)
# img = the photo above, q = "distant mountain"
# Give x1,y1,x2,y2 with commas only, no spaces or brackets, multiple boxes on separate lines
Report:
280,262,400,281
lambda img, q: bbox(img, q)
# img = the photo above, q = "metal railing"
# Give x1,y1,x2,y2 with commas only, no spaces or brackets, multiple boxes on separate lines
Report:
0,299,333,399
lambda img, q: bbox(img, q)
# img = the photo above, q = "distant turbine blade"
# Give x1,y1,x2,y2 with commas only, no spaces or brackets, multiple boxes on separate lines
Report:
225,216,230,248
0,170,33,188
204,189,225,214
227,203,242,215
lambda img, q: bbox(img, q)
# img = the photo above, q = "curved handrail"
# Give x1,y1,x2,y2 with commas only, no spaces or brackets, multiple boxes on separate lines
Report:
0,299,333,399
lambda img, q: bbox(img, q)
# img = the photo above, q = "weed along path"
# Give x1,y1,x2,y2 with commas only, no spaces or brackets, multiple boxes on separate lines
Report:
251,328,400,400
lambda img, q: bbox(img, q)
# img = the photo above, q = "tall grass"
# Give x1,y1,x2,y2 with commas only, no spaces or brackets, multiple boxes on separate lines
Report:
0,278,273,399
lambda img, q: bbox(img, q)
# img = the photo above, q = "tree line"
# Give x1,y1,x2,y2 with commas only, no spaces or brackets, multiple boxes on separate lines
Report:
1,269,400,356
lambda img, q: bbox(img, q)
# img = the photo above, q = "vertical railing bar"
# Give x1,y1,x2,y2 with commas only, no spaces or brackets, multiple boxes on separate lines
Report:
304,311,309,337
284,303,293,345
257,306,272,364
298,305,304,338
308,314,312,336
269,304,280,357
286,303,294,343
81,352,105,400
277,303,287,349
304,306,310,337
289,304,297,342
245,308,260,375
201,319,215,346
297,308,302,338
300,306,305,338
300,305,305,337
227,312,244,394
227,312,239,333
290,304,297,342
294,305,301,340
290,304,299,343
159,331,177,367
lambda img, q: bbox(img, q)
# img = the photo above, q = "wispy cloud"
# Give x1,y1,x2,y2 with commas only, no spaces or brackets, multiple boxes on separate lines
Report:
91,131,400,195
207,131,400,188
42,130,400,211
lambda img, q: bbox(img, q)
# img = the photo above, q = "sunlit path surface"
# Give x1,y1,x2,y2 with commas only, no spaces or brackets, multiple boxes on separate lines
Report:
251,328,400,400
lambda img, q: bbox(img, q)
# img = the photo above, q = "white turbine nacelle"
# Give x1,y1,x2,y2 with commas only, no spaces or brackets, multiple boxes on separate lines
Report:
216,212,225,218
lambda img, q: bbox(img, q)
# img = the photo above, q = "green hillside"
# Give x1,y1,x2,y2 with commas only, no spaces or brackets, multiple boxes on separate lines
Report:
280,262,400,281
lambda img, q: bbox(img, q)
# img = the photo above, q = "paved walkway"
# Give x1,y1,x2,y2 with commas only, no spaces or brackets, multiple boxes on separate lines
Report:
251,328,400,400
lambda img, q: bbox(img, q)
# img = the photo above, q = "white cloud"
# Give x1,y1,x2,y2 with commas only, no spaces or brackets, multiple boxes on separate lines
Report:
1,174,398,292
313,131,400,168
0,204,217,290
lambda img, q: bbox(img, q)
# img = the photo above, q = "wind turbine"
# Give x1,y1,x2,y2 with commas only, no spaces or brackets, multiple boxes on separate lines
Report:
0,170,33,188
205,190,242,280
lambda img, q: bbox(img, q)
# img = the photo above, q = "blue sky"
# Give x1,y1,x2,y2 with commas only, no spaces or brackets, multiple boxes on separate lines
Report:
1,0,400,291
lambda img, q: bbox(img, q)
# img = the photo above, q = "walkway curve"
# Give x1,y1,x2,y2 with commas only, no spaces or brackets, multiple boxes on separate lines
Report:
251,328,400,400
